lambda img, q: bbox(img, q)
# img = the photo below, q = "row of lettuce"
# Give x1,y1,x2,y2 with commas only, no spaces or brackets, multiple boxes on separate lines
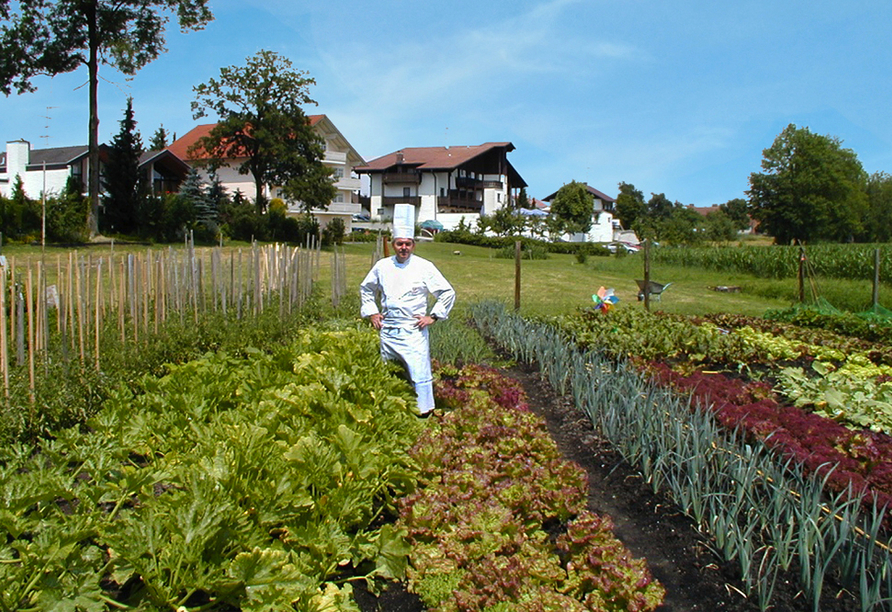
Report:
470,301,890,611
0,321,664,611
549,305,892,514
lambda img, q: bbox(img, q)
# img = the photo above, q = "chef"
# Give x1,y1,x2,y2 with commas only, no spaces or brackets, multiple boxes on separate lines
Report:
359,205,456,416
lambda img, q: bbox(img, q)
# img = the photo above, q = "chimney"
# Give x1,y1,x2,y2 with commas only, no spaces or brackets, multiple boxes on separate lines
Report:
5,140,31,190
396,150,404,165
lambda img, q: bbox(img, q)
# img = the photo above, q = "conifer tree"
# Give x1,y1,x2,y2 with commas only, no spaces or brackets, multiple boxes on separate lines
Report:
149,126,169,151
102,98,143,235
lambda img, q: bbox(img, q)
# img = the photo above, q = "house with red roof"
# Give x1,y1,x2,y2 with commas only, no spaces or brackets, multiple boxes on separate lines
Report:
354,143,527,231
168,114,364,229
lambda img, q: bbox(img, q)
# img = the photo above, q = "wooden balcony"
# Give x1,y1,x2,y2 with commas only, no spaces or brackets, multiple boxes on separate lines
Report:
382,196,421,207
437,196,482,214
383,170,421,184
455,176,503,189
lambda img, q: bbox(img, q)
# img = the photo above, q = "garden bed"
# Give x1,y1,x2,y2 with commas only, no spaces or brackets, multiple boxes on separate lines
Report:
357,363,858,611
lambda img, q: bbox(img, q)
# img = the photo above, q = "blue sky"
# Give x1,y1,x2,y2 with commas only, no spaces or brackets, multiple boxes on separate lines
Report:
3,0,891,206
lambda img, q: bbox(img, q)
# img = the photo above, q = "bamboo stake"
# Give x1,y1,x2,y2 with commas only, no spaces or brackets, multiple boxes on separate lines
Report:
95,258,102,371
279,247,286,316
289,248,297,314
173,249,181,318
130,254,138,344
110,249,116,325
237,248,243,319
76,257,85,365
219,249,227,315
26,268,34,405
86,254,93,343
56,254,63,335
229,250,241,318
67,253,75,353
9,259,18,365
0,267,7,399
155,254,161,333
195,257,202,323
15,273,24,367
212,247,219,312
35,261,43,352
96,255,104,321
118,257,126,344
142,253,149,337
160,252,167,326
253,243,261,315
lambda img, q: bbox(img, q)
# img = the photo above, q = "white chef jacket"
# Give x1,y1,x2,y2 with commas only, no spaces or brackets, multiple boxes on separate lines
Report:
359,254,456,413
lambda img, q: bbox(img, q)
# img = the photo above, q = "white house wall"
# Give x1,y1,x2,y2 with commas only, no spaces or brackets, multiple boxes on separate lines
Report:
586,211,617,243
193,163,257,201
368,168,510,231
1,141,73,199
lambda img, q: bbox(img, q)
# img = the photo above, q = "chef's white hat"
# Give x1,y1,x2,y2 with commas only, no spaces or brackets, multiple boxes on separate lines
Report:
392,204,415,240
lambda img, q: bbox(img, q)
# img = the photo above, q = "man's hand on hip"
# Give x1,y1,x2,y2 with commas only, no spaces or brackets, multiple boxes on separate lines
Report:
414,314,436,329
369,313,384,330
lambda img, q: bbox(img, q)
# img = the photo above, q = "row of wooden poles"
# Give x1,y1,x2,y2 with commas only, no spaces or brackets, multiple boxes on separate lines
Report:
0,239,328,400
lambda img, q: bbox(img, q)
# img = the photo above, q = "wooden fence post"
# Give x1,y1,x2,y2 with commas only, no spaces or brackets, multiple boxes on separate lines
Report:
643,239,651,312
514,240,521,312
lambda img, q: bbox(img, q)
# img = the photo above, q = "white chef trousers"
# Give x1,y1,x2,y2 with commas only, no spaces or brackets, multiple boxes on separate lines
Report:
379,325,434,414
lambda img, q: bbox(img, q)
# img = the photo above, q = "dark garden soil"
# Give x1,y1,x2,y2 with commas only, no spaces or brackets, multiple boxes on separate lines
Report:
355,363,860,612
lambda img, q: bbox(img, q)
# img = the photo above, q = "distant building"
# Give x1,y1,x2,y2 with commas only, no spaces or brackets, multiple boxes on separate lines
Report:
168,114,364,230
0,139,188,200
687,204,721,216
354,143,527,231
542,183,624,243
1,140,91,198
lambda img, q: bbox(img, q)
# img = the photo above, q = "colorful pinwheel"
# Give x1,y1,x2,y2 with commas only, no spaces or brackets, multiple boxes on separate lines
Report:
592,286,619,313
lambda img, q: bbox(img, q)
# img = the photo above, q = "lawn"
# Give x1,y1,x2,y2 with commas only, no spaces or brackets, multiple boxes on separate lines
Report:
339,240,798,317
2,238,882,319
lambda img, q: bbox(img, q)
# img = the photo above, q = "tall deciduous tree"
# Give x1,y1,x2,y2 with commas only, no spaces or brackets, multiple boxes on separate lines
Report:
747,124,867,244
0,0,213,236
102,98,143,235
614,182,645,229
864,172,892,243
719,197,751,232
550,180,593,235
190,50,335,214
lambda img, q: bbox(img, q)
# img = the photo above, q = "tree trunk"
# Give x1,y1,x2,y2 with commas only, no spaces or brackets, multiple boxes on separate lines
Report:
86,0,100,238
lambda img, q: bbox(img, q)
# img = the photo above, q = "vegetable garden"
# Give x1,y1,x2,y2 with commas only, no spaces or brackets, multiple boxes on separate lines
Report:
2,240,892,610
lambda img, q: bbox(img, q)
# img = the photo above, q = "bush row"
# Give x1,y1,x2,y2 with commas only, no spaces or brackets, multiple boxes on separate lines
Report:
434,230,613,257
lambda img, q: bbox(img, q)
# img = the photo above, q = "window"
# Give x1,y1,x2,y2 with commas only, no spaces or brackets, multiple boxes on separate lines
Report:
335,193,345,203
333,168,344,179
403,187,411,197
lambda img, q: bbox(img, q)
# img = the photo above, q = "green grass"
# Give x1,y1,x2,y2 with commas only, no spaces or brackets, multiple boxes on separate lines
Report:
6,240,887,319
339,241,798,318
